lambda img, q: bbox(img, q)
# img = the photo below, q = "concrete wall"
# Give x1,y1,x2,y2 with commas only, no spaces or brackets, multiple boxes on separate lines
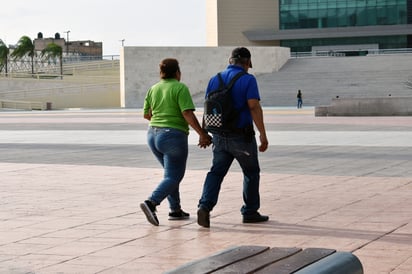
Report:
26,84,120,110
206,0,218,46
0,78,120,109
120,46,290,108
315,97,412,116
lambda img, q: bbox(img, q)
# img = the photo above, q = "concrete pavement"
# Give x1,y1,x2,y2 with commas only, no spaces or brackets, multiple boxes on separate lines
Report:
0,108,411,273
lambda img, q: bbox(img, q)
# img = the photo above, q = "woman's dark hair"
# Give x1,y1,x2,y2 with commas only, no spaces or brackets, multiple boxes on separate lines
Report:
159,58,180,79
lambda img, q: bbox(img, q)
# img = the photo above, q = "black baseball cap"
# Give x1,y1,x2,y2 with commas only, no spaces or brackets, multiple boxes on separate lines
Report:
231,47,252,68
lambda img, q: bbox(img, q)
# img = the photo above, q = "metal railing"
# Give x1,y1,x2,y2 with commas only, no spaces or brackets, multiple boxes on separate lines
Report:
291,48,412,58
0,55,120,76
1,59,119,80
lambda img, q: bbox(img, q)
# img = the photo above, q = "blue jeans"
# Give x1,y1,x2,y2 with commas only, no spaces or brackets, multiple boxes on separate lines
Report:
297,98,303,108
198,133,261,215
147,127,188,211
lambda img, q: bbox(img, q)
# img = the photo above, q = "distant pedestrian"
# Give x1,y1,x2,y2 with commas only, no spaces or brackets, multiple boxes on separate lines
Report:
140,58,212,226
297,89,303,108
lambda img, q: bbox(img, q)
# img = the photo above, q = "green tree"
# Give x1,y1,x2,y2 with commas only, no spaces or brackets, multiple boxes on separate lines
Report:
41,43,63,79
0,39,9,76
11,35,35,75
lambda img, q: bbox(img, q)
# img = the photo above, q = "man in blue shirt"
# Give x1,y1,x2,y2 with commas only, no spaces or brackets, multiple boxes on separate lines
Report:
198,47,269,228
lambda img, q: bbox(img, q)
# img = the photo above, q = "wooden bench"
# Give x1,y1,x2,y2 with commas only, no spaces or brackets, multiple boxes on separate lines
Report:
166,245,363,274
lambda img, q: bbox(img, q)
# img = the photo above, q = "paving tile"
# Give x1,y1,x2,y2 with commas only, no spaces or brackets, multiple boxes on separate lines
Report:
0,108,411,273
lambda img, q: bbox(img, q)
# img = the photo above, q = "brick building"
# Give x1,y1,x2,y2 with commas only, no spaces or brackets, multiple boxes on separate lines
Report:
33,32,102,58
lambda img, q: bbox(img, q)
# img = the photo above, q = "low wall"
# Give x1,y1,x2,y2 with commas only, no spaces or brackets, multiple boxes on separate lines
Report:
0,79,120,109
315,97,412,116
120,46,290,108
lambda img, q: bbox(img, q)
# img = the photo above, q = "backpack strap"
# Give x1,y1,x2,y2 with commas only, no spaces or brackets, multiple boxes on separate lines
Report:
210,71,246,97
216,71,246,90
217,73,225,89
226,71,246,90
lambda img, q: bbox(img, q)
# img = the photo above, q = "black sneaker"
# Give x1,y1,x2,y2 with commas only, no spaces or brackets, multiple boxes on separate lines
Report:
140,200,159,226
168,209,190,220
197,207,210,228
242,212,269,223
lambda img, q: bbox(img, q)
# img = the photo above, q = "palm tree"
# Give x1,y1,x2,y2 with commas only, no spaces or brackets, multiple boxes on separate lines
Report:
41,43,63,79
11,36,35,75
0,39,9,76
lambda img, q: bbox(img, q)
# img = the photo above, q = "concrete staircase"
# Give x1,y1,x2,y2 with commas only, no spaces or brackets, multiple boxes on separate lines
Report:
256,54,412,107
3,53,412,109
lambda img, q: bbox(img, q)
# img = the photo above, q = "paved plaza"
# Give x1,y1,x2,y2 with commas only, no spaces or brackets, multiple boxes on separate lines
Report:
0,107,411,273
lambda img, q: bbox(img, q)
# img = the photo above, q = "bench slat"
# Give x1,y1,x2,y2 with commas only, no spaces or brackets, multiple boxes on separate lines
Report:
294,251,363,274
213,247,302,274
255,248,336,274
165,245,269,274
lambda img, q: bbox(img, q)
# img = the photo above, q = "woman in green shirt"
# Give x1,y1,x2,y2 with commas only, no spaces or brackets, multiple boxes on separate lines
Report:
140,58,211,226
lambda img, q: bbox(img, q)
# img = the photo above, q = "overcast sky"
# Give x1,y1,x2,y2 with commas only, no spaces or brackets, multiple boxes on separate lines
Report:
1,0,206,56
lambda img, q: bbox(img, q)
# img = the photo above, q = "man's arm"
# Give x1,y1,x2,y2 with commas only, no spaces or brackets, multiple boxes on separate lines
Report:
248,99,268,152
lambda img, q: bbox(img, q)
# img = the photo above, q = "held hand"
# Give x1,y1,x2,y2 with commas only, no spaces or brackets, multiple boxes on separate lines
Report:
198,133,212,149
259,135,268,152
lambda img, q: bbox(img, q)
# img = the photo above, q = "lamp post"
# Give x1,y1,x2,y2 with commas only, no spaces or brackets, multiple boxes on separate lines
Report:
64,30,70,55
120,39,125,46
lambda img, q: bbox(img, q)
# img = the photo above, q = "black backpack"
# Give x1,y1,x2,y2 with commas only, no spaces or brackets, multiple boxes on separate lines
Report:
203,71,246,133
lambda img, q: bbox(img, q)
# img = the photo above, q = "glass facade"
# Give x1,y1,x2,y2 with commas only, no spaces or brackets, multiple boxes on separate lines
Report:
280,0,408,29
279,0,411,51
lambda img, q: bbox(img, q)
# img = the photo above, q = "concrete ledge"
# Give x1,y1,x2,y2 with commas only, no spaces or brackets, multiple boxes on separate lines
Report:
315,96,412,116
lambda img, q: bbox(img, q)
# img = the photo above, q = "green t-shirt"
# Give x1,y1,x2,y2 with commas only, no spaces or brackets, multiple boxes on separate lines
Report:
143,79,195,134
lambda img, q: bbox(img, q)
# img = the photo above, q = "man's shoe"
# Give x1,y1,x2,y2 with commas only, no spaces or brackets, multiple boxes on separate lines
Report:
168,209,190,220
140,200,159,226
242,212,269,223
197,207,210,228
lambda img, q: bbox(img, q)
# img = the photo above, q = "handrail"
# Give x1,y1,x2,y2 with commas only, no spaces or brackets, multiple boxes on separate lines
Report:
291,48,412,58
1,72,119,82
1,58,120,76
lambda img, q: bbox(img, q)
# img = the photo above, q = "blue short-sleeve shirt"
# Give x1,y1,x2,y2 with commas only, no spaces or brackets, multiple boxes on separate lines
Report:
205,65,260,128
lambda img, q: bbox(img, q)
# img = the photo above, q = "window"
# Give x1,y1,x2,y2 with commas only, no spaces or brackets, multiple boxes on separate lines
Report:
279,0,407,29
